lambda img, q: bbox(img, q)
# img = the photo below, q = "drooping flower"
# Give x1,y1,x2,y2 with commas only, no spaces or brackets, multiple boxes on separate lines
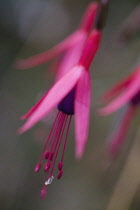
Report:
18,29,101,197
99,66,140,158
18,0,109,197
16,2,98,70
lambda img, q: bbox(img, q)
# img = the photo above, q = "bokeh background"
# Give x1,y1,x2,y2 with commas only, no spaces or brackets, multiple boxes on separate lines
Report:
0,0,140,210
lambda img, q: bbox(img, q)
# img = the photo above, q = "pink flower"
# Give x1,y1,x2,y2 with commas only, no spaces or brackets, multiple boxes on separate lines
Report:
99,66,140,158
17,0,110,197
18,29,101,197
16,2,98,70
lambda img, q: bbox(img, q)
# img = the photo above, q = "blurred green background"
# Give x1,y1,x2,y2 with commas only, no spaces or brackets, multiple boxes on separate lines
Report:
0,0,140,210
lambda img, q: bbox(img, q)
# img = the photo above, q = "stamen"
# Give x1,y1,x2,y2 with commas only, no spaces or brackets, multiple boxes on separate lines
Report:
35,111,72,197
57,170,63,179
58,115,72,167
45,112,65,164
50,152,54,160
35,112,61,173
43,113,64,172
35,163,41,173
44,151,50,159
58,162,63,170
49,114,68,177
41,111,60,160
44,161,51,172
40,186,47,198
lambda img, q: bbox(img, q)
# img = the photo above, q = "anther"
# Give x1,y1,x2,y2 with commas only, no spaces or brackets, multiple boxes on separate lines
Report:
40,186,47,198
50,152,54,160
44,161,51,172
44,151,50,159
34,163,41,173
57,170,63,179
58,162,63,170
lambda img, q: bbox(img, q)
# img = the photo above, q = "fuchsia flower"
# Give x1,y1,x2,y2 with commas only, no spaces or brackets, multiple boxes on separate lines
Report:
17,0,107,197
17,0,109,198
16,2,98,70
18,29,101,197
99,66,140,158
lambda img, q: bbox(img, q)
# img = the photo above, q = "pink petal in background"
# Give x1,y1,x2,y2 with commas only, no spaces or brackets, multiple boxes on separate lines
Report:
101,73,134,102
99,69,140,115
108,105,138,158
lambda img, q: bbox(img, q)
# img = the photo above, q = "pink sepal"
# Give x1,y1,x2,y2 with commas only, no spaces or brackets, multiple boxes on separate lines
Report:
18,65,84,134
80,2,98,32
101,73,135,103
16,31,86,69
108,105,137,158
56,33,87,80
99,69,140,115
78,29,101,69
75,70,91,159
21,92,48,120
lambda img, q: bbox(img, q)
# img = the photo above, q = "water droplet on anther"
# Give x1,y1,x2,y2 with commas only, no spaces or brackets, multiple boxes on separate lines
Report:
45,176,54,185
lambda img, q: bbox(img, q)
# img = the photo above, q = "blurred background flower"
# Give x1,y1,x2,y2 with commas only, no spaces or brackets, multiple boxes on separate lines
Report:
0,0,140,210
